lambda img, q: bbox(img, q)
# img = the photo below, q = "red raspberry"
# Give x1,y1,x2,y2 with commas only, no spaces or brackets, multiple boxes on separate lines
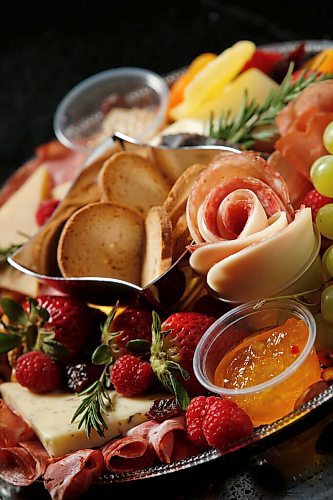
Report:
35,199,60,226
186,396,221,446
302,189,333,220
110,354,154,397
202,399,253,449
16,351,62,394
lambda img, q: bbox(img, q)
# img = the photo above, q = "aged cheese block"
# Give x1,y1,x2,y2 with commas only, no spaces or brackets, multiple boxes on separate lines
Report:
0,166,51,295
1,382,162,457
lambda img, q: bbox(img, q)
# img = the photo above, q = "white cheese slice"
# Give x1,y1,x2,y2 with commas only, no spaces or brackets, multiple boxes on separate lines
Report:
0,165,51,296
1,382,162,457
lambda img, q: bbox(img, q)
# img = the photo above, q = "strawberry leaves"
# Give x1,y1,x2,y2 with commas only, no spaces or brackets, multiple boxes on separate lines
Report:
150,311,190,410
0,296,67,360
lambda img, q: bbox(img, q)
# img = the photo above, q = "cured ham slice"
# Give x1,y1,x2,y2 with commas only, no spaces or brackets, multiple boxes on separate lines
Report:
147,415,187,463
0,141,87,207
0,440,49,486
101,435,155,473
0,400,35,447
276,80,333,135
275,109,333,180
102,416,189,472
43,449,104,500
275,80,333,180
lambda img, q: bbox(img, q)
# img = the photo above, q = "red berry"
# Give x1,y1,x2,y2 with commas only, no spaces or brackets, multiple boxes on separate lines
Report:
202,399,253,449
110,307,152,359
302,189,333,220
32,296,98,359
185,396,221,447
35,199,60,226
162,312,216,396
16,351,62,393
110,354,154,397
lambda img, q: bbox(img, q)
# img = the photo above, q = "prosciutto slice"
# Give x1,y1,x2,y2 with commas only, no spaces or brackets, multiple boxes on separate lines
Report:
275,80,333,180
0,440,49,486
0,140,87,207
102,416,188,473
0,400,35,447
43,449,104,500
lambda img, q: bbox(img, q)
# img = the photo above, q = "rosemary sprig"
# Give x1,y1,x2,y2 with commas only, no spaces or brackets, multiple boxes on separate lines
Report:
71,303,119,438
209,63,333,148
71,364,112,438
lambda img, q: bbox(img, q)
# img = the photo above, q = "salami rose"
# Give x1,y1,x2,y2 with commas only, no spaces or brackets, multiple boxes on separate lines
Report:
187,153,318,303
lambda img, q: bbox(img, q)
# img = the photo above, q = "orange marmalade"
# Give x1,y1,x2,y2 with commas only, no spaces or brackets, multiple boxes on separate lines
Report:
214,318,321,426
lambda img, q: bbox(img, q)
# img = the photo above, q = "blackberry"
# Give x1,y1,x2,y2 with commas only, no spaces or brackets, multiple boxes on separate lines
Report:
65,361,103,393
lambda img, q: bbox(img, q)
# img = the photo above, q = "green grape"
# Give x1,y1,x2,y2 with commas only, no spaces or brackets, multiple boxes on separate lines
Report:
321,285,333,324
316,204,333,239
310,155,333,197
315,313,333,351
322,245,333,278
323,122,333,155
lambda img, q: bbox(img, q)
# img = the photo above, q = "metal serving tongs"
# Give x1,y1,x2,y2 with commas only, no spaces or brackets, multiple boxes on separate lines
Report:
8,133,240,310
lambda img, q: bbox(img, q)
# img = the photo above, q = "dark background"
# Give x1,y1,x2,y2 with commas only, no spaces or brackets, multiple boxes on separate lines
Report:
0,0,332,182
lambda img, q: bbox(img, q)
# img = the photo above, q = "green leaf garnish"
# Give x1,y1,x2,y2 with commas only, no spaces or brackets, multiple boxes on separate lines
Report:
208,63,333,148
0,332,21,354
92,344,112,365
126,338,152,353
0,297,27,326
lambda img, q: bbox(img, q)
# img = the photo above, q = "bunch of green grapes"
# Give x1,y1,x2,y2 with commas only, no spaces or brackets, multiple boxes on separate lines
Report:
311,122,333,239
315,245,333,352
311,123,333,351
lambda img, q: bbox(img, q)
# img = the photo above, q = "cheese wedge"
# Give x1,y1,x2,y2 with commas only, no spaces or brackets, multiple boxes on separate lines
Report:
0,165,51,296
1,382,163,457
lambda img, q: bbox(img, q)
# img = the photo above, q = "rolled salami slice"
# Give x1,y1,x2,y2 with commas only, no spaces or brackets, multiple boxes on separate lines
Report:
147,415,187,464
101,435,155,473
0,440,49,487
43,449,104,500
0,400,35,447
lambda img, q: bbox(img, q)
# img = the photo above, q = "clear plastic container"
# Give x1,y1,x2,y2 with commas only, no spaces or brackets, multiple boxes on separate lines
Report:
54,67,169,151
193,299,322,426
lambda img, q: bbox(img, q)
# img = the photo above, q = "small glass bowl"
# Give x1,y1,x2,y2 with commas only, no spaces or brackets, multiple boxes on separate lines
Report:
54,67,169,152
193,299,322,426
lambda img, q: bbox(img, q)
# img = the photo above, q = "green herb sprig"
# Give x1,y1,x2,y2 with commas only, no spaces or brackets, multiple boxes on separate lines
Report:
71,302,119,438
208,63,333,148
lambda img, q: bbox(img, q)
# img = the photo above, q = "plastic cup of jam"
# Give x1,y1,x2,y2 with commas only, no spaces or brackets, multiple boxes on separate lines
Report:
193,299,322,426
54,67,169,152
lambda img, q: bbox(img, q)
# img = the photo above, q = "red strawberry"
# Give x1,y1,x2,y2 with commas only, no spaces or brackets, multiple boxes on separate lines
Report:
202,399,253,449
35,199,60,226
109,307,152,359
16,351,62,393
32,296,99,359
110,354,154,397
302,189,333,220
149,312,216,407
161,312,216,396
185,396,222,447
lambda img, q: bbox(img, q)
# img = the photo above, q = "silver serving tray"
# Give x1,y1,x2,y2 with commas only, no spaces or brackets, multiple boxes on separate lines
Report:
3,39,333,486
